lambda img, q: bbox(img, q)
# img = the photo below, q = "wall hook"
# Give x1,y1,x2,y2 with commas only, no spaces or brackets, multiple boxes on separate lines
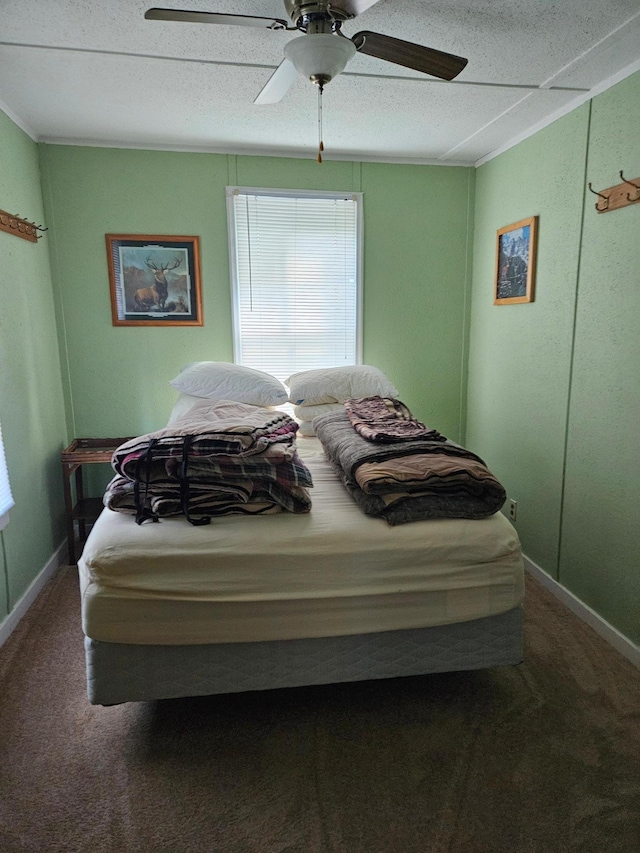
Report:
0,207,43,242
587,182,609,211
619,171,640,202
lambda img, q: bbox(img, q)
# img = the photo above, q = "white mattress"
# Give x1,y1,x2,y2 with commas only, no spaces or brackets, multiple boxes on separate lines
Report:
79,436,524,645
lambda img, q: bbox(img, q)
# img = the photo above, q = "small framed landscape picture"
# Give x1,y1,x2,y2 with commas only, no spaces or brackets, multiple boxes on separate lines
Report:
106,234,203,326
494,216,538,305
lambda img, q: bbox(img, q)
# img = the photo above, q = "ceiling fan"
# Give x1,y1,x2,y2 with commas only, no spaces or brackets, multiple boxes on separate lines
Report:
145,1,468,104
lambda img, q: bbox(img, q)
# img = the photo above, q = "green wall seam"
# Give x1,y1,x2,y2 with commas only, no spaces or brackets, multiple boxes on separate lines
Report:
227,154,238,187
352,161,362,192
556,98,593,585
38,144,75,441
459,167,475,445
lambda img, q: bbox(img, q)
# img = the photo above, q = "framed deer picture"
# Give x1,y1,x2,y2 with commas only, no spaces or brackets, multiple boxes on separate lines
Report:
106,234,203,326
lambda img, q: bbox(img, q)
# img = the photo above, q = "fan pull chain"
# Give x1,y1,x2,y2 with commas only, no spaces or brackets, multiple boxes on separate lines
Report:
317,83,324,164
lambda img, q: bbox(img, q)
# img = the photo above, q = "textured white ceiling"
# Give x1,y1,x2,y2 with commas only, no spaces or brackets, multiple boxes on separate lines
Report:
1,0,639,165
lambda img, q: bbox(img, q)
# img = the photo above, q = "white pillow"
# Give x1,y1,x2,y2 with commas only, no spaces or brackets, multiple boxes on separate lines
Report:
286,365,398,406
293,402,345,420
170,362,288,407
167,393,206,425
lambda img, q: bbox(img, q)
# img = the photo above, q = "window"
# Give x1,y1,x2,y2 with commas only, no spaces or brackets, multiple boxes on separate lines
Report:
227,187,362,382
0,421,14,531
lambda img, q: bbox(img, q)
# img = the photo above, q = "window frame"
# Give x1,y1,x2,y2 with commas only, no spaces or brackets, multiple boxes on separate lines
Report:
0,421,14,531
226,185,364,375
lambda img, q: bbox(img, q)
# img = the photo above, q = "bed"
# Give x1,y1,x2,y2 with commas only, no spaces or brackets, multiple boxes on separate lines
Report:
78,363,524,705
79,440,523,705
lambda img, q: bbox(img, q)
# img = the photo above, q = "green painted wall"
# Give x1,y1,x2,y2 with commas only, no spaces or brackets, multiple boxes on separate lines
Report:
467,107,588,574
559,74,640,643
468,71,640,645
0,110,68,625
39,147,474,444
361,163,474,441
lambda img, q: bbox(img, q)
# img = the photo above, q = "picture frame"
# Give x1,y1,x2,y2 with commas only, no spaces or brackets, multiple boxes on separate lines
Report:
106,234,203,326
494,216,538,305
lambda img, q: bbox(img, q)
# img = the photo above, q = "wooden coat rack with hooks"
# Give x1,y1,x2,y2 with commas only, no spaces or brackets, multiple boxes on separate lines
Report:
587,171,640,214
0,208,48,242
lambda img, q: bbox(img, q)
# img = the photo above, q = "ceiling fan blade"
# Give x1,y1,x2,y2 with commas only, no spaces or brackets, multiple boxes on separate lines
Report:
352,31,468,80
254,58,299,105
144,8,291,30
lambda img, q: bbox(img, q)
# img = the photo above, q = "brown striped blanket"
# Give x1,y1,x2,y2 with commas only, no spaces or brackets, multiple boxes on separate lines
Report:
313,407,505,524
343,395,446,442
105,399,312,524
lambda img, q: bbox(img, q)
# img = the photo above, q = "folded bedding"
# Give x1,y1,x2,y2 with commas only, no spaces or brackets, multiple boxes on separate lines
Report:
313,403,506,524
105,399,313,523
343,395,446,443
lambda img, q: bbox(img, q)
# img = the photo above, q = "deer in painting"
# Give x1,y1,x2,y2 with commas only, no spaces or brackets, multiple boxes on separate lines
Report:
134,256,181,312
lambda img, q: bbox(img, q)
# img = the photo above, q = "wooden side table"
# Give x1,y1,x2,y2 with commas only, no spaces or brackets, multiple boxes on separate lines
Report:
61,437,132,565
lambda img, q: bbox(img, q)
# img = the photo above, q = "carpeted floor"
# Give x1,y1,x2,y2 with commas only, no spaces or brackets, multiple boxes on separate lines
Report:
1,567,639,853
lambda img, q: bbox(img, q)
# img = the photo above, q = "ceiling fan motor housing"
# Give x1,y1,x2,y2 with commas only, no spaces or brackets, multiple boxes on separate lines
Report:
284,1,352,31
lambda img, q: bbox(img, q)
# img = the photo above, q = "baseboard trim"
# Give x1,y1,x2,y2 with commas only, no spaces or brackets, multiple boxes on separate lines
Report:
0,540,68,648
524,555,640,669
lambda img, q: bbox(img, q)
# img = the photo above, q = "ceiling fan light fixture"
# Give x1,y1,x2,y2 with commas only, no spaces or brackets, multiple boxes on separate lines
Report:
284,33,356,85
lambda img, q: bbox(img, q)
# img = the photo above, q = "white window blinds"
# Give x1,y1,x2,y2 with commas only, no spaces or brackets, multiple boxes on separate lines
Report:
0,421,14,531
227,187,362,383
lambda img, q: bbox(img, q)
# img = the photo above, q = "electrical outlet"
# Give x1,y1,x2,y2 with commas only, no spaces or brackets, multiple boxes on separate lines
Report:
508,499,517,521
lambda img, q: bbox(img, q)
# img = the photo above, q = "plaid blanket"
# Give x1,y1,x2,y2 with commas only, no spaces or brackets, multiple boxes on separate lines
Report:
105,399,312,524
343,396,446,443
113,399,300,476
